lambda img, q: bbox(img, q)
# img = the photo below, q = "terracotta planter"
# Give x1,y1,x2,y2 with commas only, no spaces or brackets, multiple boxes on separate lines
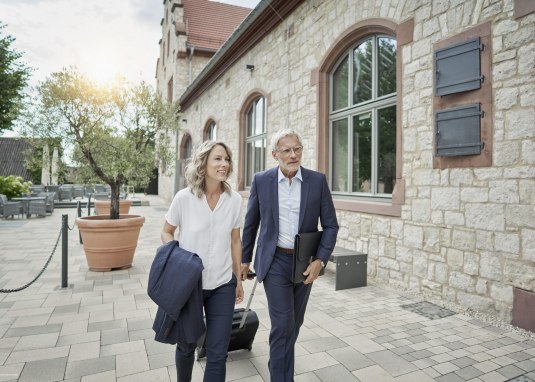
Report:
76,214,145,271
94,199,133,215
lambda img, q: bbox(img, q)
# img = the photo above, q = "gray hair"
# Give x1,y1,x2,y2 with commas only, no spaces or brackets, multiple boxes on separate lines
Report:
185,140,234,197
270,129,303,151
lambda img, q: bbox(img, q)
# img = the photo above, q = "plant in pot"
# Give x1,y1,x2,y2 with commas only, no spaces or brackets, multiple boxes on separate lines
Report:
21,67,178,271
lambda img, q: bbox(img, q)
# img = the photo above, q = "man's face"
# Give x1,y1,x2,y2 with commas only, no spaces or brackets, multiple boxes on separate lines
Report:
272,135,303,178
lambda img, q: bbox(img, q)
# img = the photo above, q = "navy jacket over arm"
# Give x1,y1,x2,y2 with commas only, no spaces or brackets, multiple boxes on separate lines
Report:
148,240,205,344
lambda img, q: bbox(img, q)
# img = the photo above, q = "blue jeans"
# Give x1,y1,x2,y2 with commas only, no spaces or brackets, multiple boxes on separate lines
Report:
175,274,237,382
263,251,312,382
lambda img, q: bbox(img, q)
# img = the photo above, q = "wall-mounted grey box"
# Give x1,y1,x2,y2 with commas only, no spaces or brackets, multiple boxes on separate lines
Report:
435,37,484,96
435,103,483,157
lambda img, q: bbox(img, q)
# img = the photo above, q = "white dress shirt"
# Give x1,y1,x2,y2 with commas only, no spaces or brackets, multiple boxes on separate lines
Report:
277,167,302,249
165,188,242,290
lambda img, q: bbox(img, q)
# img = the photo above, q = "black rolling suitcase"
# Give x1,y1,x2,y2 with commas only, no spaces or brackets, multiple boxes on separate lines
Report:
196,279,259,360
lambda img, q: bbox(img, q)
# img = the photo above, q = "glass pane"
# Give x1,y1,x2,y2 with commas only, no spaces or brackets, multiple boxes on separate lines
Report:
208,122,217,140
353,39,372,104
255,97,265,135
332,55,349,111
254,138,264,173
377,106,396,194
246,142,253,186
378,37,397,97
331,119,349,192
353,113,372,192
246,105,254,137
185,137,192,159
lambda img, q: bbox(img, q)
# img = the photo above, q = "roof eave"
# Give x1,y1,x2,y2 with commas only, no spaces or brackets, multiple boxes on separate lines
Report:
179,0,305,111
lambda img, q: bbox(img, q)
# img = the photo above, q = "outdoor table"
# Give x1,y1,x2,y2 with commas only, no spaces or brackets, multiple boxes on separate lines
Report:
11,196,47,218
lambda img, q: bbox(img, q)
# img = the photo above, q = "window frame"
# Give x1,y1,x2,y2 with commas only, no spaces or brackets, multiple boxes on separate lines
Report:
238,90,269,191
204,119,217,141
328,34,397,202
180,133,192,160
313,18,413,216
432,21,493,170
244,96,267,189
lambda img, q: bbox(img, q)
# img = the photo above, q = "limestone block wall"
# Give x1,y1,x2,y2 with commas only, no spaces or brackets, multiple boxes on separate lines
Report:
169,0,535,320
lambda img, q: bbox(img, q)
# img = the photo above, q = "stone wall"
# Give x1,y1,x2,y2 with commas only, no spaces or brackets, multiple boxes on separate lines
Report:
156,1,215,202
167,0,535,320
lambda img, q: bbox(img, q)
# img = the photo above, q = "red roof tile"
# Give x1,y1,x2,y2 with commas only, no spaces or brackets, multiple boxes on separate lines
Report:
183,0,252,51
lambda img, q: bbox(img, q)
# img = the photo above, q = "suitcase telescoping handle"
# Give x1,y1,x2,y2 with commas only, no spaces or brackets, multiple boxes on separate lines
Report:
239,279,258,329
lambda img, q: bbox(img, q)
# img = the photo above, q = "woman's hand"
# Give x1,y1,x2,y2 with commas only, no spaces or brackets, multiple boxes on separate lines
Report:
235,280,244,304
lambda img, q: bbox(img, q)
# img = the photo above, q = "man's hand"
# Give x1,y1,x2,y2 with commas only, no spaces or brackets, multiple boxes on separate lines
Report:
240,263,250,281
302,259,323,285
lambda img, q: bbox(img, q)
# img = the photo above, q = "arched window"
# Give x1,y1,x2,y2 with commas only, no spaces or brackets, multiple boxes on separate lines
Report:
244,96,266,188
205,120,217,141
330,35,397,199
177,133,193,190
183,134,192,160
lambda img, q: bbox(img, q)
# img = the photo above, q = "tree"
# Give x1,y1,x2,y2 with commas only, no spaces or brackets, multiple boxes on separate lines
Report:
20,67,178,219
0,23,31,134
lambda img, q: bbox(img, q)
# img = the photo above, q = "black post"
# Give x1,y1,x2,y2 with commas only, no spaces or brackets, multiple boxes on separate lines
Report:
61,214,68,288
77,201,83,244
87,194,92,217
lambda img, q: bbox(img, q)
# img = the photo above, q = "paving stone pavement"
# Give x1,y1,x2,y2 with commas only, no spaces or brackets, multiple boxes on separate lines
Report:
1,195,534,382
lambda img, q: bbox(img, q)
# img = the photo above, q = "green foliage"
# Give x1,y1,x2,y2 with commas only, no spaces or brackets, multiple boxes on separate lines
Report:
0,175,32,199
0,23,31,134
20,67,179,219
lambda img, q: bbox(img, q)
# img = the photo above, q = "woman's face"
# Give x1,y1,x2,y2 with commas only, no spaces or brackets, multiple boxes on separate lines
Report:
205,144,231,183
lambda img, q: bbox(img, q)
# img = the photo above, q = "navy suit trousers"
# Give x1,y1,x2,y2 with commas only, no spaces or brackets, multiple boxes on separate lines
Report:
175,275,237,382
263,250,312,382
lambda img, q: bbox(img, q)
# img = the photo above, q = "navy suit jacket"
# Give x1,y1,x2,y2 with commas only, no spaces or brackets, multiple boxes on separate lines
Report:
242,166,339,282
149,240,205,344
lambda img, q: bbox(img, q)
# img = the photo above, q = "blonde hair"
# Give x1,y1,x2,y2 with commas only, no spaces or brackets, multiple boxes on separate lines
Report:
270,129,303,151
185,141,234,197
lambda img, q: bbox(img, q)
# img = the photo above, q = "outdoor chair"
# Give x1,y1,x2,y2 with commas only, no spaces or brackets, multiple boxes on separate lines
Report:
73,185,85,199
38,192,55,214
46,185,60,201
28,199,47,217
94,184,107,193
30,185,45,195
59,185,73,201
0,194,22,219
92,192,110,200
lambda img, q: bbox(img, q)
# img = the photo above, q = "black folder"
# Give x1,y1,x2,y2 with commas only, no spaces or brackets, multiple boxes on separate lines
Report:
292,231,324,283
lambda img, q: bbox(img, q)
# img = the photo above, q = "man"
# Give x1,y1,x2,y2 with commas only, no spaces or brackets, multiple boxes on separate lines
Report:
241,129,339,381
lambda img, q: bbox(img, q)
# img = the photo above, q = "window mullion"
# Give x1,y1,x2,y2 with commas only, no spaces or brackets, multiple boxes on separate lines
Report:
371,109,378,195
348,47,353,108
348,115,354,192
329,121,333,187
372,35,378,103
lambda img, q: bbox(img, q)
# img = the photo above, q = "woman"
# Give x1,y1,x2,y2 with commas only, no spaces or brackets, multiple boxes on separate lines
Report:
161,140,244,382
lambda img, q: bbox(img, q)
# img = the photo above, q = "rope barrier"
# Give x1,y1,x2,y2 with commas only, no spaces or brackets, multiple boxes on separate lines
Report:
0,227,62,293
0,205,89,293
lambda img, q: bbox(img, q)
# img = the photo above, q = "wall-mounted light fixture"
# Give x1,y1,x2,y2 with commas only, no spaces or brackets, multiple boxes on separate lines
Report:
246,64,255,71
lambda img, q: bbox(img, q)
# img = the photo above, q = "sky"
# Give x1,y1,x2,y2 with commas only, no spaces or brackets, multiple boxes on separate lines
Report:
0,0,261,87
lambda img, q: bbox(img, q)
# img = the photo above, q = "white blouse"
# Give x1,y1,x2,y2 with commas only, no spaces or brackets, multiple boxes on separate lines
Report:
165,188,242,290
